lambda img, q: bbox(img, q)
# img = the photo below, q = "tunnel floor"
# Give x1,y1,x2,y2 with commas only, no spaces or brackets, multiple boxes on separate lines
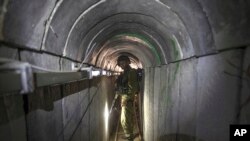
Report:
109,110,142,141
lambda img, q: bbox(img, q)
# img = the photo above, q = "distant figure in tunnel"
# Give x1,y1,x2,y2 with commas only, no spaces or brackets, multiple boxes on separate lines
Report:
116,55,139,141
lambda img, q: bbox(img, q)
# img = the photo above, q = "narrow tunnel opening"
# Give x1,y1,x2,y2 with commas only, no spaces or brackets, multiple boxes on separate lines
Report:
67,14,188,140
71,11,191,140
82,30,170,140
84,32,166,70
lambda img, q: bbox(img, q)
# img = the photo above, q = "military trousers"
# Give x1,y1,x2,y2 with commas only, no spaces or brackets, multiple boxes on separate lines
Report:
121,98,134,137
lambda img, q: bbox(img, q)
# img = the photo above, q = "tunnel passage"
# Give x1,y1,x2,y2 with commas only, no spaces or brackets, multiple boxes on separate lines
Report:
1,0,250,141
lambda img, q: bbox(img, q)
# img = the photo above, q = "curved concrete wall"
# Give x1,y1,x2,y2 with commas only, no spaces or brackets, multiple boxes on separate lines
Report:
0,0,250,141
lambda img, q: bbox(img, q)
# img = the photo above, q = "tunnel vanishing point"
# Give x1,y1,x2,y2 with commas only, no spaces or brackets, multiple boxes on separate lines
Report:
0,0,250,141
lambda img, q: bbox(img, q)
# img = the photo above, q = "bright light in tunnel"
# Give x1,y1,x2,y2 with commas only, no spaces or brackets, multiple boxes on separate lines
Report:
130,63,138,69
102,70,107,75
143,69,150,137
104,102,109,133
92,70,101,76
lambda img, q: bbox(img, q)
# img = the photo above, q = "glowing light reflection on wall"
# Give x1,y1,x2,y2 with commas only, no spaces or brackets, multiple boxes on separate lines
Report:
143,68,150,139
104,102,109,134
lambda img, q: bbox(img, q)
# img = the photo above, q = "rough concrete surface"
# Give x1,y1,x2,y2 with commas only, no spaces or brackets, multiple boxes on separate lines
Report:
240,47,250,124
44,0,99,54
26,100,63,141
196,50,242,141
178,58,197,141
0,0,250,141
143,67,155,141
24,76,115,141
151,50,243,141
3,0,56,49
0,44,19,60
0,95,27,141
159,62,181,141
198,0,250,50
20,50,60,71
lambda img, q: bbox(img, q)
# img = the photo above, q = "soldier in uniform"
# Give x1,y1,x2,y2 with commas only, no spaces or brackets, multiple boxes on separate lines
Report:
116,55,139,141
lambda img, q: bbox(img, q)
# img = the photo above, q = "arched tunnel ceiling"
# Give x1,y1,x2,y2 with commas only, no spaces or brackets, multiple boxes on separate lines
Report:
94,39,155,70
94,35,162,68
51,3,197,65
102,52,143,71
1,0,250,70
77,21,171,67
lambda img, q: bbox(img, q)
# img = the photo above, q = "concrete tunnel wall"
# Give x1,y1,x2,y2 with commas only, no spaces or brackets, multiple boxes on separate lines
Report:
0,0,250,141
0,73,116,141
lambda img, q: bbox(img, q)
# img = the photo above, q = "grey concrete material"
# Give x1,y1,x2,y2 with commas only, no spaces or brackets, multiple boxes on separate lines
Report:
3,0,56,50
79,21,169,67
70,124,82,141
104,76,116,138
0,117,27,141
155,62,182,141
177,58,197,140
161,0,215,56
89,100,101,141
0,0,9,39
0,95,26,124
44,0,99,54
59,58,80,71
20,51,60,71
94,39,161,68
79,93,90,141
61,89,89,141
198,0,250,50
1,2,249,141
29,80,90,112
153,67,161,141
24,77,114,141
27,86,56,112
26,81,91,141
196,50,243,141
68,82,90,141
0,44,19,60
62,92,82,141
62,0,195,62
0,1,4,8
80,108,90,141
102,76,116,141
104,76,116,108
0,95,27,141
78,89,89,122
157,65,169,138
143,67,154,141
90,76,115,141
62,81,84,98
240,47,250,124
26,100,64,141
0,124,12,141
0,1,4,12
163,62,181,135
89,78,104,141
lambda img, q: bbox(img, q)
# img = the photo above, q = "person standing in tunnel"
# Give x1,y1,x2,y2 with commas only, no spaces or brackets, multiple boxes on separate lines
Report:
116,55,139,141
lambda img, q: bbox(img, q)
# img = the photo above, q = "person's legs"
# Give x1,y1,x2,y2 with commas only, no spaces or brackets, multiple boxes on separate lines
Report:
121,101,134,139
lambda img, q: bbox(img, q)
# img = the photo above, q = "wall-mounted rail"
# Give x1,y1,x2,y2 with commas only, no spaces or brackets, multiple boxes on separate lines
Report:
0,59,113,95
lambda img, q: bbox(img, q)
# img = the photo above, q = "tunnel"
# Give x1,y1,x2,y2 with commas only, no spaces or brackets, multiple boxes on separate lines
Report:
0,0,250,141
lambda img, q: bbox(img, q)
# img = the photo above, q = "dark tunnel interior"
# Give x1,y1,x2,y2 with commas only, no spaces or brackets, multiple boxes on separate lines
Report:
0,0,250,141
